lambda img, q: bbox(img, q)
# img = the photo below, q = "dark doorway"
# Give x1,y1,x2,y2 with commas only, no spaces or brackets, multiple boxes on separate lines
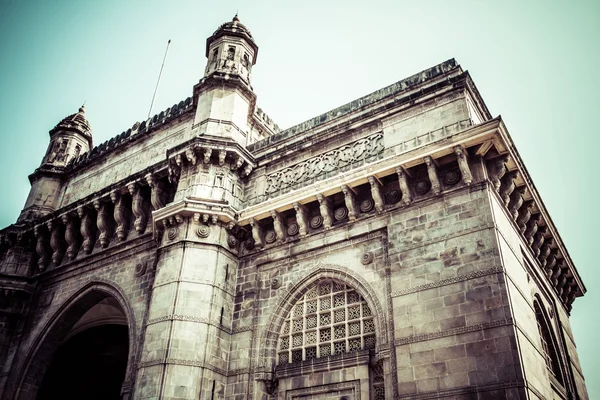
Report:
37,324,128,400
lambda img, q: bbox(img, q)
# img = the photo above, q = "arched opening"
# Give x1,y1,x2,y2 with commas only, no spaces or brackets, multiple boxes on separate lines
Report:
534,300,564,386
36,298,129,400
13,284,135,400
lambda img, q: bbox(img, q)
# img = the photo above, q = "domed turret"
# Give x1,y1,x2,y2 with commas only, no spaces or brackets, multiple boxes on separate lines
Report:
18,105,94,222
203,14,258,83
42,105,93,167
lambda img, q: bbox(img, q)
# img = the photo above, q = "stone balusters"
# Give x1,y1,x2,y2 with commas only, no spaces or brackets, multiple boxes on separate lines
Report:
524,214,541,245
424,156,441,195
47,219,66,267
127,182,149,234
543,250,557,279
488,155,509,192
146,173,167,211
453,146,472,186
341,185,358,221
293,202,309,237
111,190,131,242
538,238,554,267
77,206,96,254
499,170,518,206
61,213,81,261
551,259,565,287
316,194,334,229
34,225,50,271
556,275,568,296
531,226,547,257
270,210,287,244
367,177,384,213
249,218,264,248
508,186,526,220
516,201,534,233
395,167,412,206
94,199,114,248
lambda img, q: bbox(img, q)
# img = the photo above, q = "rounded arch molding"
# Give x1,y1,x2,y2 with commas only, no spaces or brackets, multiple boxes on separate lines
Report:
256,264,389,373
11,278,138,400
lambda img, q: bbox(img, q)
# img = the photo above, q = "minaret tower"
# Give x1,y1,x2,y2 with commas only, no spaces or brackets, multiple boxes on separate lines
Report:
19,105,92,222
193,14,258,146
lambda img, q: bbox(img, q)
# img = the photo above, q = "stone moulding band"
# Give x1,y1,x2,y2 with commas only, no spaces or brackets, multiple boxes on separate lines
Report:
394,317,513,346
137,358,227,376
146,314,232,334
397,380,523,400
390,266,504,297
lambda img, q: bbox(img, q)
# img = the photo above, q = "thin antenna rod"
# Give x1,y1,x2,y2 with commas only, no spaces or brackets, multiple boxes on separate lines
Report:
148,39,171,119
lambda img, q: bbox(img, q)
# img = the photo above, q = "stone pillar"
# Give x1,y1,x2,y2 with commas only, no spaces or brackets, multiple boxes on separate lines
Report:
135,213,238,399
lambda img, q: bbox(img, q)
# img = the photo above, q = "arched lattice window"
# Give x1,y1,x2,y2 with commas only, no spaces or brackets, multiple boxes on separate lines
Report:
534,301,563,384
278,280,376,365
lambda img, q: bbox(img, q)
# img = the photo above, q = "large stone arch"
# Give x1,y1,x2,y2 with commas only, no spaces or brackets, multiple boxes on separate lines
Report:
256,263,389,375
11,280,137,400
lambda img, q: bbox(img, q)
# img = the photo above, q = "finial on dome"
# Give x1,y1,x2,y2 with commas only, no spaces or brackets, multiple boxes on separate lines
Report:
233,12,240,22
79,104,86,114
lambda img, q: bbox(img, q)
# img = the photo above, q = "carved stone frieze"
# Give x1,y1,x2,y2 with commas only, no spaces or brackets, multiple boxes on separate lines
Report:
264,132,383,196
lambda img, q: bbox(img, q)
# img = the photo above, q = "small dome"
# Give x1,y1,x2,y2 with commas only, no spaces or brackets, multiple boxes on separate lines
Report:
49,105,93,144
206,14,258,58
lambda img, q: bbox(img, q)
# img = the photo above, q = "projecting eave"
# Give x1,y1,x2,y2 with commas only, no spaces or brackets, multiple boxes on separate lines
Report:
493,119,586,297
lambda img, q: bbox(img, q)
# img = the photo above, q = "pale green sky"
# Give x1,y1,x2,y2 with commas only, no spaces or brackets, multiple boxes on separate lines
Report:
0,0,598,396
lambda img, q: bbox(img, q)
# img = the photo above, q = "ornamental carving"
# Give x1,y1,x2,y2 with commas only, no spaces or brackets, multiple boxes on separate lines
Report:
195,225,210,238
361,252,374,265
264,132,383,196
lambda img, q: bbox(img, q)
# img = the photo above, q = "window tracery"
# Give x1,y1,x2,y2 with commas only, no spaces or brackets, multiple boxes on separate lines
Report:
277,280,375,365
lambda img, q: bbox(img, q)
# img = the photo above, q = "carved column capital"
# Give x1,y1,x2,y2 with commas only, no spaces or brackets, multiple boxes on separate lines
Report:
453,145,473,186
424,156,441,195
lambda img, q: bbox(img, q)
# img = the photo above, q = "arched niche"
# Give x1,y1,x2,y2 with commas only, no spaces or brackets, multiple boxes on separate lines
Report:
12,281,137,400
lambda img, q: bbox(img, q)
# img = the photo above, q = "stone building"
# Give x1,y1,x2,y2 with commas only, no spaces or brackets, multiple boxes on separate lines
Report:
0,15,589,400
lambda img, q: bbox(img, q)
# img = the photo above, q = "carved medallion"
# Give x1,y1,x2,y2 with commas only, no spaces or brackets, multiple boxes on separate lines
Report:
360,199,375,213
385,190,401,204
443,170,461,186
196,225,210,238
287,222,299,236
265,230,277,244
227,235,238,248
310,215,323,229
415,180,431,195
244,237,255,250
167,227,178,241
361,252,374,265
334,207,348,221
134,261,147,277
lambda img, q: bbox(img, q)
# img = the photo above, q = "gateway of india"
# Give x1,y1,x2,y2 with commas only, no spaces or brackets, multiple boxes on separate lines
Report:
0,15,589,400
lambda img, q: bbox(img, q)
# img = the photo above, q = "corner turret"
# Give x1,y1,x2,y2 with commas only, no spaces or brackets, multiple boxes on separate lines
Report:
18,105,93,222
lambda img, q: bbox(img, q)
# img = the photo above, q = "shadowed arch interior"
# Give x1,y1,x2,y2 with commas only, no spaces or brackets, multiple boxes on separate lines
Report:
12,283,136,400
